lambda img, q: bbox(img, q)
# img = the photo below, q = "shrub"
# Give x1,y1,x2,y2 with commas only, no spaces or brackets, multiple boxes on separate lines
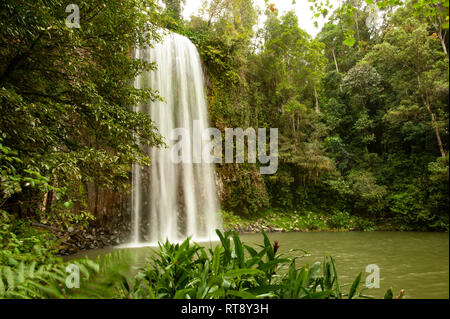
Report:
126,230,394,299
0,210,60,266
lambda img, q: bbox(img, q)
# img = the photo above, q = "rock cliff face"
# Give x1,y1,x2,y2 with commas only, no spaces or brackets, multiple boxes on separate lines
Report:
58,185,132,255
60,169,229,255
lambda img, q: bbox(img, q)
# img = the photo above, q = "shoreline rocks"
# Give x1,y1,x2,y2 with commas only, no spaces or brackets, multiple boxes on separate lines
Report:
57,215,131,256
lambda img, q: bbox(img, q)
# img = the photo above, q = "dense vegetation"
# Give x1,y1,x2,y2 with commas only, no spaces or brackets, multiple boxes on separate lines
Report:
0,230,402,299
1,0,164,234
0,0,448,299
177,0,449,232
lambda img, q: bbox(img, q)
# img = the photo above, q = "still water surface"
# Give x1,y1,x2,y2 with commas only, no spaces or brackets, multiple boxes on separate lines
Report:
68,232,449,299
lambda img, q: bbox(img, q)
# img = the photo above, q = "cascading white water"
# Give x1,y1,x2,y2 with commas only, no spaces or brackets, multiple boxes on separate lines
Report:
131,33,222,245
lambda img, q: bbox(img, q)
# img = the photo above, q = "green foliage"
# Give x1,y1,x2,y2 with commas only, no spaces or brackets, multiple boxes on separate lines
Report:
186,5,338,216
0,258,96,299
315,1,448,230
220,165,270,217
342,62,382,109
327,210,355,230
191,0,448,230
310,0,448,47
222,209,375,232
1,138,64,207
0,230,403,299
0,0,448,260
160,0,187,31
0,0,165,224
0,249,134,299
0,210,60,266
122,230,379,299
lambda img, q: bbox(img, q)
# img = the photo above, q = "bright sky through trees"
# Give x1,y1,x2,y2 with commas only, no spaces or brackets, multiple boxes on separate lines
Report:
183,0,341,37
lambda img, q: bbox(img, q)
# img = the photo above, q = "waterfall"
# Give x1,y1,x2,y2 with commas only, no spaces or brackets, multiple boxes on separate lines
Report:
131,33,222,245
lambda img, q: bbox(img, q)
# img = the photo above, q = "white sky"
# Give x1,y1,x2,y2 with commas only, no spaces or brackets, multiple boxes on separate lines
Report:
182,0,341,38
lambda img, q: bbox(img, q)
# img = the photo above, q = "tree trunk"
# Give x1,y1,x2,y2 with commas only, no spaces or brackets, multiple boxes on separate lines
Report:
417,73,446,158
314,87,320,113
45,189,54,214
437,6,449,57
439,31,448,57
331,48,339,73
422,95,446,158
291,117,296,135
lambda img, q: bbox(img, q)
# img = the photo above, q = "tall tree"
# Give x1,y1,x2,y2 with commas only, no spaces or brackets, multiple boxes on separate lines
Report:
0,0,164,217
163,0,186,22
366,9,449,158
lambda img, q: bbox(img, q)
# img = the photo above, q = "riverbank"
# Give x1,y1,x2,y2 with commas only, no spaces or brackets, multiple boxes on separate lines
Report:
54,208,446,256
52,209,373,256
222,209,377,234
